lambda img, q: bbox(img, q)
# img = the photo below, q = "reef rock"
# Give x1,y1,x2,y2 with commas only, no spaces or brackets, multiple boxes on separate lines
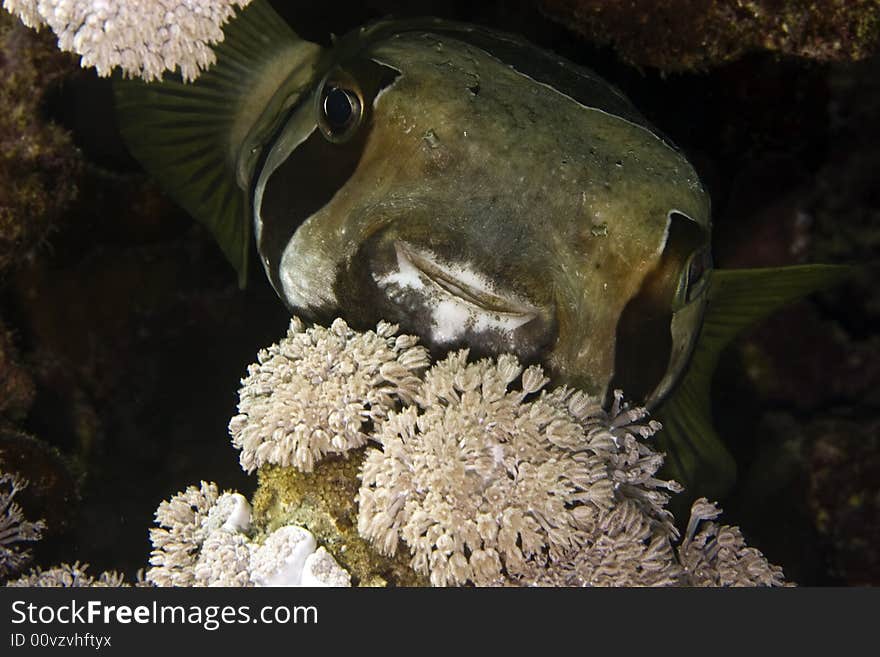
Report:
540,0,880,71
0,11,82,272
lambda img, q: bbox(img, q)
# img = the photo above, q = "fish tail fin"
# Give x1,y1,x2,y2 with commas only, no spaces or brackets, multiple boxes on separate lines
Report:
656,264,857,501
113,0,324,285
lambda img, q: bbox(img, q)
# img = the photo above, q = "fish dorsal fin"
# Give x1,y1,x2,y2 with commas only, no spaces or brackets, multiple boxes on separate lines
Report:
114,0,324,285
656,264,855,500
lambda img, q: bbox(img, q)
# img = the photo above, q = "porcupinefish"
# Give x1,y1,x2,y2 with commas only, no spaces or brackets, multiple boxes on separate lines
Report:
114,0,849,499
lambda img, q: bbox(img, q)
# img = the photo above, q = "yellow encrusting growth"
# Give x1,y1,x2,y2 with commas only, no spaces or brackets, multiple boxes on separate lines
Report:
252,457,428,587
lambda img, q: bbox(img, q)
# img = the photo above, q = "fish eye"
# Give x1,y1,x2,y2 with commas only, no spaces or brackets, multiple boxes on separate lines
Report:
317,76,364,143
324,88,359,128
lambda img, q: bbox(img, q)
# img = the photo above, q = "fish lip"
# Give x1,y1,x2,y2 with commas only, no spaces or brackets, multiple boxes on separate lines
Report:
394,241,540,319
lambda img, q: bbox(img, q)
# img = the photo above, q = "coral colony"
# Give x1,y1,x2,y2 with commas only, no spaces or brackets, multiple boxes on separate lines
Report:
223,318,787,587
230,319,429,474
3,318,788,586
0,473,45,580
147,481,350,587
2,0,253,81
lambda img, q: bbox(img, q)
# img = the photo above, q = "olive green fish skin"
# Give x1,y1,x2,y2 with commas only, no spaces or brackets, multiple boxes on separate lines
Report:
113,2,856,498
255,28,712,403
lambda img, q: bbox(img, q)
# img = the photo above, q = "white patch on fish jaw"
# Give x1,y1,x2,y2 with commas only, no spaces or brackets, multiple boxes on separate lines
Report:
375,242,539,345
279,229,338,311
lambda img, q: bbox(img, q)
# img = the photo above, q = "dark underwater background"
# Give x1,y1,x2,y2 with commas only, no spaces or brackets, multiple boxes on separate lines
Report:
0,0,877,585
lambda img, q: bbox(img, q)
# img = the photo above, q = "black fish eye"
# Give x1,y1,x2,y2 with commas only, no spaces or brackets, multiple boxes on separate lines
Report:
318,83,363,142
323,88,358,128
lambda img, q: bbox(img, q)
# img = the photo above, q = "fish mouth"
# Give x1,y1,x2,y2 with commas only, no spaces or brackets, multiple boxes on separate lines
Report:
394,241,540,321
364,237,554,361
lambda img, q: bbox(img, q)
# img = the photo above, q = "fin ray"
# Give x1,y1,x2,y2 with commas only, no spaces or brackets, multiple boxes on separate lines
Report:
657,264,855,499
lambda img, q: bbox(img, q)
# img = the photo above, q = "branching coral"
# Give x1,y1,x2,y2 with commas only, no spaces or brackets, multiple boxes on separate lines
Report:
7,561,129,587
148,481,350,587
2,0,253,81
232,317,789,587
148,480,222,586
358,352,682,586
229,317,429,474
2,468,131,587
0,472,45,581
678,498,788,587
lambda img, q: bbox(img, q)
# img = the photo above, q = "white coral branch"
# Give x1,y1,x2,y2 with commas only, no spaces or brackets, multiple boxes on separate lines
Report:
0,472,46,581
7,561,129,587
678,497,789,587
147,481,350,587
229,318,429,474
2,0,253,81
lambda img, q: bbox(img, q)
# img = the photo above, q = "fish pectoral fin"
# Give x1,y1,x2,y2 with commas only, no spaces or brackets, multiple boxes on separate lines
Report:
113,0,323,286
703,264,857,343
656,263,856,500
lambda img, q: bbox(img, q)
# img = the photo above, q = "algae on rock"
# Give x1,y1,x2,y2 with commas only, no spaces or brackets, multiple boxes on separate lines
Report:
0,11,82,272
540,0,880,71
251,453,428,587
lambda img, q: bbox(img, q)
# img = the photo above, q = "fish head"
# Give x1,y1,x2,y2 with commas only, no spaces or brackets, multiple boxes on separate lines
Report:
253,24,712,406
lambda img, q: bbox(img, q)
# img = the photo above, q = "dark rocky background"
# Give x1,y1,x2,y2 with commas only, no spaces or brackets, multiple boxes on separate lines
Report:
0,0,877,585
